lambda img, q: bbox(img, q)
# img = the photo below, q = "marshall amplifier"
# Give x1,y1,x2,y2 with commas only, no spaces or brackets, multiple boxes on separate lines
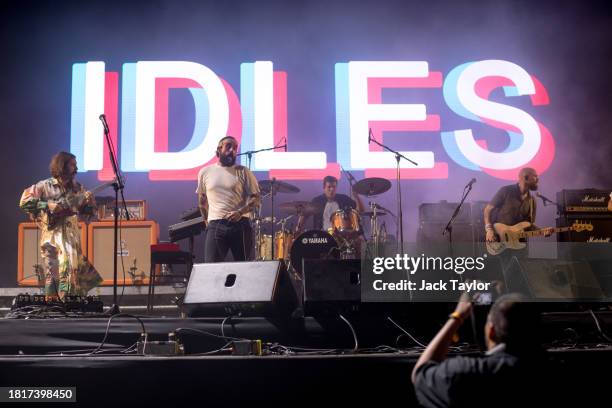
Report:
556,216,612,264
557,189,612,214
556,216,612,243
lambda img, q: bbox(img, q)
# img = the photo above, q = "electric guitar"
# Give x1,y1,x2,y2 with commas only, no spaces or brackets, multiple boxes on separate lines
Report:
41,180,116,228
486,220,593,256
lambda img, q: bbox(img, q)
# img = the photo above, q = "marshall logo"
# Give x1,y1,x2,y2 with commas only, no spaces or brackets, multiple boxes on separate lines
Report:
587,237,611,243
582,195,606,203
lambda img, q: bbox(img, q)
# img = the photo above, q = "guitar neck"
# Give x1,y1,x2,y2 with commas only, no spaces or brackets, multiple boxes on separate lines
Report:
519,226,572,238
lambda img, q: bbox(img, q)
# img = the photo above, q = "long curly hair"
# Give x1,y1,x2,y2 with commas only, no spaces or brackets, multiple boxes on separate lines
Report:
49,151,76,179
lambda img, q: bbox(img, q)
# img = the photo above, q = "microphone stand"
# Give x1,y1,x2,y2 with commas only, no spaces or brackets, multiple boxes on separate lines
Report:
237,142,286,260
443,181,474,263
368,131,417,254
537,193,560,212
237,141,287,170
100,116,130,315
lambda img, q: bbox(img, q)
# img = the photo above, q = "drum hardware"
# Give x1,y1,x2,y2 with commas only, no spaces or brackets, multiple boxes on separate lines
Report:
350,176,394,256
276,215,294,225
333,233,359,260
368,201,383,258
361,211,387,217
256,179,300,259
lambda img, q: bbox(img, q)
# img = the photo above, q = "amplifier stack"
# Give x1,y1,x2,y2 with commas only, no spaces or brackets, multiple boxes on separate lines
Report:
556,189,612,244
17,200,158,287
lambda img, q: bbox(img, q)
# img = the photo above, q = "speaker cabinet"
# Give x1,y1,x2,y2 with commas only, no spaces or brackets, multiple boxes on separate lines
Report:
557,216,612,243
87,221,158,285
17,222,86,286
505,258,606,300
183,261,298,316
302,259,361,315
417,222,477,257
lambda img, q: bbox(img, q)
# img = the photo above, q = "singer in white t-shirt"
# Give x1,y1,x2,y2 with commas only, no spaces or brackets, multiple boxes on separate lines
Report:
196,136,260,262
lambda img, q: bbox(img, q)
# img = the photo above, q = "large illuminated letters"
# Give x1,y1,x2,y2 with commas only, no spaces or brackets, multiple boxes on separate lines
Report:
442,60,554,179
336,61,433,170
71,62,106,171
70,59,554,181
240,61,327,171
121,61,228,171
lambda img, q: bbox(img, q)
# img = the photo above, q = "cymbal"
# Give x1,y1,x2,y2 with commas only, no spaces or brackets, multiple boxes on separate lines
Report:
259,180,300,194
278,201,319,215
353,177,391,196
361,211,387,217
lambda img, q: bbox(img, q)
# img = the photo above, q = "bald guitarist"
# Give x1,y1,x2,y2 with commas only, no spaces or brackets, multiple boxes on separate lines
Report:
484,167,553,250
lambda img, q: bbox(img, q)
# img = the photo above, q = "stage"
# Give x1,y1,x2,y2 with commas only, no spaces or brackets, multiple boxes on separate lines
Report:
1,307,611,406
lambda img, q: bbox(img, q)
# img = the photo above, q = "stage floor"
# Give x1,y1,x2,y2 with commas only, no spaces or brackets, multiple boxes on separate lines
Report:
0,311,611,406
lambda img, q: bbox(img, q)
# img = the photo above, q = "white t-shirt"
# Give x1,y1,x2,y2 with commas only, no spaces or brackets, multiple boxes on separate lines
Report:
196,163,260,222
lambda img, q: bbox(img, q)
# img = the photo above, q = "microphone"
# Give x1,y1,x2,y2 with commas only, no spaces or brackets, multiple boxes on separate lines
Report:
466,178,477,188
99,114,109,134
536,192,554,206
368,128,372,143
283,137,287,152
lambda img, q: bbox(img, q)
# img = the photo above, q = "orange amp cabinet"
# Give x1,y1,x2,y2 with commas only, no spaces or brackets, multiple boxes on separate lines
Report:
87,220,158,285
17,222,87,286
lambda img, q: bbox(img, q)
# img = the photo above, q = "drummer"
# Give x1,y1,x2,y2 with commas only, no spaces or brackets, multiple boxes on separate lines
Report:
296,175,364,232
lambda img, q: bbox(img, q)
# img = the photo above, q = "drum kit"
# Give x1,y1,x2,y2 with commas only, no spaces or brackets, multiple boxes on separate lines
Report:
252,176,393,274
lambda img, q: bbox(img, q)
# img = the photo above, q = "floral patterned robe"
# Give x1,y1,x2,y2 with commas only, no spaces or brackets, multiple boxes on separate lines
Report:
20,177,102,300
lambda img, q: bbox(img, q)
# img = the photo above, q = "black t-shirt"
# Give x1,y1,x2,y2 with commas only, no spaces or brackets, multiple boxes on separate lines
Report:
414,346,549,408
310,193,356,230
489,184,536,226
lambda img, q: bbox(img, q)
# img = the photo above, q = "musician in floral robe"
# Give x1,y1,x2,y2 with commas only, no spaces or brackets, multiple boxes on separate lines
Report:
19,151,102,300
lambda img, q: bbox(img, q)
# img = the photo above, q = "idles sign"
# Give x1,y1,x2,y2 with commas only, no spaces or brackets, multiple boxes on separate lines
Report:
70,60,553,181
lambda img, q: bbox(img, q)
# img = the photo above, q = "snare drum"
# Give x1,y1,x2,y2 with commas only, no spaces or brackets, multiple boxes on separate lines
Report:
289,230,339,275
330,208,360,235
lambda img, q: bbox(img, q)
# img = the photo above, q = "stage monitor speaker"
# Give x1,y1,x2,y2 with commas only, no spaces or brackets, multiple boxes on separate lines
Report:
505,258,606,300
17,222,86,286
87,221,158,285
302,259,361,315
183,261,299,317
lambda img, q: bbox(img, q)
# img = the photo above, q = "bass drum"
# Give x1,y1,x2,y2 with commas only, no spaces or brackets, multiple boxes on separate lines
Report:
289,230,339,275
